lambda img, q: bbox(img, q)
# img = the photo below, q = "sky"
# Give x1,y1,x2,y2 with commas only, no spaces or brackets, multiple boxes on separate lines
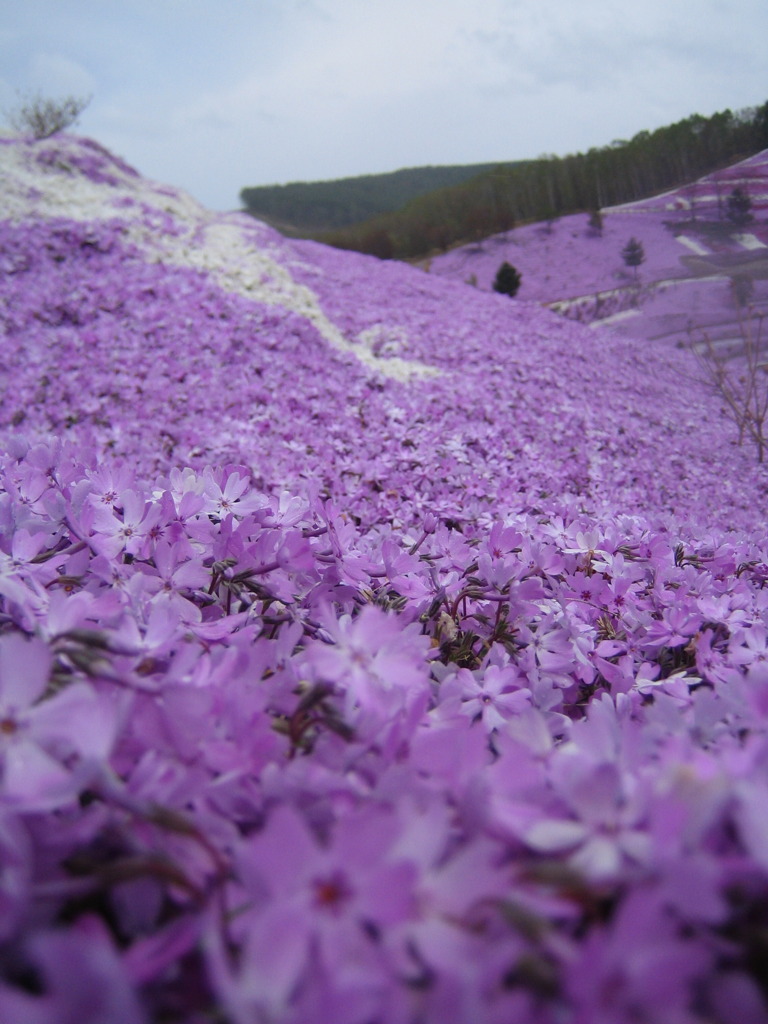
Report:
1,0,766,212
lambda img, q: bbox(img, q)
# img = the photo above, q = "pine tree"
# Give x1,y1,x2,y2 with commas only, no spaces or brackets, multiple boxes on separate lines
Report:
621,237,645,280
726,187,753,227
492,262,522,298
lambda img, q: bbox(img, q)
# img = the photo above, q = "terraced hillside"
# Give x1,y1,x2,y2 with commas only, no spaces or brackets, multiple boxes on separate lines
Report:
430,150,768,353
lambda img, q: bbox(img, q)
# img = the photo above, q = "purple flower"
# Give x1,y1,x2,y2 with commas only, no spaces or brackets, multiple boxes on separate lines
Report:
564,887,714,1023
213,804,416,1019
0,918,147,1023
445,664,531,731
305,605,431,724
91,489,162,559
0,633,117,810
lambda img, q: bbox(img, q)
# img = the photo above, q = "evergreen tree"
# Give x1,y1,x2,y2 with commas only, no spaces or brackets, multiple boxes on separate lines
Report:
621,237,645,280
726,187,753,227
587,210,604,237
492,262,522,298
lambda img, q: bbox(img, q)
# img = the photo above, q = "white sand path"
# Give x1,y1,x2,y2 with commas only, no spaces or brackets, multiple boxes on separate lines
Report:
676,236,710,255
735,233,767,250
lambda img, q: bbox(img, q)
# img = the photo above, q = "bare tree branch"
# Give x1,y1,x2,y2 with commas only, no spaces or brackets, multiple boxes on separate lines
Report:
4,91,91,139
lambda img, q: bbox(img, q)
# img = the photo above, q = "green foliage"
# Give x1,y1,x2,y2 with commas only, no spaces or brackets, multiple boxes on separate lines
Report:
358,228,394,260
5,91,90,139
239,163,503,234
756,100,768,147
492,262,522,297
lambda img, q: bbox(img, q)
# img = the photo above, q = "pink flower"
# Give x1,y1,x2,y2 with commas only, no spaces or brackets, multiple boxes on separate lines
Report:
564,889,713,1024
517,616,575,678
523,756,650,881
142,540,209,622
0,528,52,609
729,623,768,669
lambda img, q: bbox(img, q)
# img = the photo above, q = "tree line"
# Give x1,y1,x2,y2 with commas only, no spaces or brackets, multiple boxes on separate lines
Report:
307,102,768,260
239,163,505,234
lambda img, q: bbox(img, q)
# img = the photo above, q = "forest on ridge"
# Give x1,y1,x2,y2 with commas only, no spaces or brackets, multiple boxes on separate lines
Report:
240,101,768,260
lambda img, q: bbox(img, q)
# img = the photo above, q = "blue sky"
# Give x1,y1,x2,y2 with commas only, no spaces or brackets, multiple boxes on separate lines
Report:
1,0,766,211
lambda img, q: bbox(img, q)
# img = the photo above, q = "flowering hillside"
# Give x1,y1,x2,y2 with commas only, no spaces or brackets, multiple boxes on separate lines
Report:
2,134,768,1023
430,149,768,352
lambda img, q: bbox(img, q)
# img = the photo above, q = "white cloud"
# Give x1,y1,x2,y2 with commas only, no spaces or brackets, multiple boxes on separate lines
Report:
0,0,766,208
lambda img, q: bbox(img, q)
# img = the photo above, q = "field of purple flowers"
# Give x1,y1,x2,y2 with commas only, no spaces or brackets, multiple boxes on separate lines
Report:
2,134,768,1023
430,150,768,352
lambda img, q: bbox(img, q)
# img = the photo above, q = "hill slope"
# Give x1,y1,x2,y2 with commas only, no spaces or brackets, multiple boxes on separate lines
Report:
2,134,768,1023
239,162,506,234
1,134,763,526
430,148,768,350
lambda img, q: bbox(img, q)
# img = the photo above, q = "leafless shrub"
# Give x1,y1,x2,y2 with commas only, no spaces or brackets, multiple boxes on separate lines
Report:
4,91,91,139
689,306,768,462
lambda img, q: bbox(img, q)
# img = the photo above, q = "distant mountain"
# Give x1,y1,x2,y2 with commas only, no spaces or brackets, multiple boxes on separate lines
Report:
239,163,510,235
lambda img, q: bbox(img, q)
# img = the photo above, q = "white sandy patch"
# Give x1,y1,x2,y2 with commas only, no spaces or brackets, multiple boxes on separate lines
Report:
676,236,710,255
0,136,440,383
689,336,744,355
148,219,441,381
356,325,408,357
590,309,641,328
668,273,729,286
734,233,767,250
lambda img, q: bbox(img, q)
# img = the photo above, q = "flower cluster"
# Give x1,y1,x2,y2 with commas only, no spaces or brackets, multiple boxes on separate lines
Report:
1,134,768,1022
